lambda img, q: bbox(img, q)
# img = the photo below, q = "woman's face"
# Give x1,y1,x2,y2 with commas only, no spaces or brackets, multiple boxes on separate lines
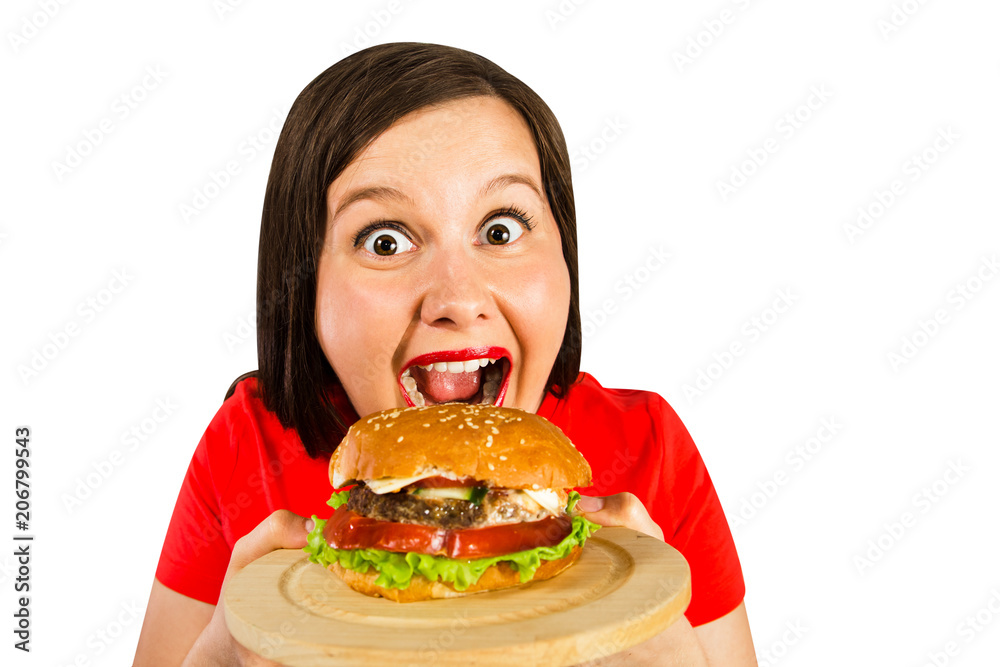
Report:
316,96,571,419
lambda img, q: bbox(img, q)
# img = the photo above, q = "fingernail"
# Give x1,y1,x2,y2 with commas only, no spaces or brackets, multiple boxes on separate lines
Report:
305,518,315,532
576,495,604,512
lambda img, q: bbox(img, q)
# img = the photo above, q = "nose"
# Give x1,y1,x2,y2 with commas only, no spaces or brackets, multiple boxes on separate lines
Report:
418,250,493,330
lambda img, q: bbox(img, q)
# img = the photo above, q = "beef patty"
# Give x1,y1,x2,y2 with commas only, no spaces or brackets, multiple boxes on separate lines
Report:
345,483,484,530
344,483,554,530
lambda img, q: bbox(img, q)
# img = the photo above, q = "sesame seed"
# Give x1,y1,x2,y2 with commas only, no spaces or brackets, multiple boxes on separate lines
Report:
423,423,430,427
484,420,494,424
499,455,507,461
374,424,380,430
488,463,495,471
520,439,525,444
458,424,463,429
491,427,499,435
397,436,404,442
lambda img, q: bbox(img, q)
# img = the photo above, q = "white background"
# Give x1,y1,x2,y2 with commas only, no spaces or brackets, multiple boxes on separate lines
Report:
3,1,999,665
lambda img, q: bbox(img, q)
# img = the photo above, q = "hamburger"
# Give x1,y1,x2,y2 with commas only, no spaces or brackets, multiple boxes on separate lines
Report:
303,403,600,602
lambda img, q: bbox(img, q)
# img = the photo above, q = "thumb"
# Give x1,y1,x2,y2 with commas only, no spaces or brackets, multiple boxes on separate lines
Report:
228,509,313,574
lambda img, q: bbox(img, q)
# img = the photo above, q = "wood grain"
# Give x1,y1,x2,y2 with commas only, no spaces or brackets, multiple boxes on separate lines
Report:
224,527,691,666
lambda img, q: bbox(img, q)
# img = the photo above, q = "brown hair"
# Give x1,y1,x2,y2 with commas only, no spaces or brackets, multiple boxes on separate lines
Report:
256,42,581,459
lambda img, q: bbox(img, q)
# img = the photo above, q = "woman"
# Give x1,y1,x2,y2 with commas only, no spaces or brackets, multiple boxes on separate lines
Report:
134,42,756,665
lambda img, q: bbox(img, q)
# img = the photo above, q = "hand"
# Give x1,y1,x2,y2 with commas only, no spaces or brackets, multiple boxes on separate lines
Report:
182,510,313,666
576,493,665,541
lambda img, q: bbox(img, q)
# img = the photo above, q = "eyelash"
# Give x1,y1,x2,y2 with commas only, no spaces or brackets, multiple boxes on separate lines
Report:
488,205,535,233
352,220,406,248
351,206,536,248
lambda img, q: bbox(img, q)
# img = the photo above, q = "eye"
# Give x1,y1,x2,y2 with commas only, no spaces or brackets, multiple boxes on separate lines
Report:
477,219,525,246
362,228,414,256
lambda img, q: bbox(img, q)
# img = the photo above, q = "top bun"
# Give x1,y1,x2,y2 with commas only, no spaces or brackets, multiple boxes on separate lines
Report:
330,404,591,490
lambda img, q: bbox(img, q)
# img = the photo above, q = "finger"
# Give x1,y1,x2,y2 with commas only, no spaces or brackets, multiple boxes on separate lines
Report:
578,492,664,541
228,510,313,574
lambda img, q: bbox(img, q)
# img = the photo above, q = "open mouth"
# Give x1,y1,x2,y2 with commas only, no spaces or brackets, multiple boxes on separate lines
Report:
398,346,512,407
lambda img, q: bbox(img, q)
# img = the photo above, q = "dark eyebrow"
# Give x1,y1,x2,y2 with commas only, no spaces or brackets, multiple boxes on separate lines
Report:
334,185,413,218
478,173,545,204
334,173,544,219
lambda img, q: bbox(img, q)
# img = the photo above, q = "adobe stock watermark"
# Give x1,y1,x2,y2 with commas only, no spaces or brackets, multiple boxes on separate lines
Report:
178,107,285,223
716,84,833,201
570,116,628,176
729,417,844,530
336,0,406,57
681,288,798,404
223,305,256,352
188,437,310,559
581,246,670,341
544,0,590,31
0,554,18,587
877,0,932,41
756,619,808,667
843,125,958,244
395,101,478,179
672,0,756,73
410,610,472,665
55,600,144,667
224,255,321,352
61,398,178,514
212,0,249,20
573,572,692,665
886,254,997,372
7,0,72,54
853,459,969,575
918,588,1000,667
16,268,134,385
51,65,168,182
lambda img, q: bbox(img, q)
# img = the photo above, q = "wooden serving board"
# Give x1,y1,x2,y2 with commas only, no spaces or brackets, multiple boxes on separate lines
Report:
224,527,690,666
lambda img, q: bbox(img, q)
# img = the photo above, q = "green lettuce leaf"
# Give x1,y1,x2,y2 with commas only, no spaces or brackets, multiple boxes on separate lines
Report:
326,488,352,510
303,492,601,591
566,490,582,512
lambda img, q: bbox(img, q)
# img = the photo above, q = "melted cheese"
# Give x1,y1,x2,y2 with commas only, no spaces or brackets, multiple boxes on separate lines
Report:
522,489,561,514
363,469,458,494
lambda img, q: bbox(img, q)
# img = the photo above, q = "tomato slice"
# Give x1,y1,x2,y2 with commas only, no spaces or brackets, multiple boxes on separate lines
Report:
323,508,572,559
324,507,446,555
445,515,572,559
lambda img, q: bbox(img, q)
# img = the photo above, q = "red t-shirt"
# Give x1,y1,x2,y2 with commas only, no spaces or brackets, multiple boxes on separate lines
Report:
155,373,744,626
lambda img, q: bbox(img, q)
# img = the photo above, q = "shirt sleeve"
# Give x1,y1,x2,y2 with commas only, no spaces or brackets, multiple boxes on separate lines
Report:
652,397,746,627
154,404,238,605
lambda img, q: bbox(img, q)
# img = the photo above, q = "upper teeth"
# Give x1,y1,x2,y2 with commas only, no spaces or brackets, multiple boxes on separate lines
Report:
419,358,496,373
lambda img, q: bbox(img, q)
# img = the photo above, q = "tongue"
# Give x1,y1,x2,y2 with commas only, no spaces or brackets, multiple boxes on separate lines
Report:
413,367,481,403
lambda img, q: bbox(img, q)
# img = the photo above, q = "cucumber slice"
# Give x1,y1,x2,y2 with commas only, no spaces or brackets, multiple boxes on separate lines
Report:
469,486,488,506
408,486,488,503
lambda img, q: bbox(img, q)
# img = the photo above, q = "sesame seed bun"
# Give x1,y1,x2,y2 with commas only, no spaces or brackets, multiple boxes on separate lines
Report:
329,404,592,490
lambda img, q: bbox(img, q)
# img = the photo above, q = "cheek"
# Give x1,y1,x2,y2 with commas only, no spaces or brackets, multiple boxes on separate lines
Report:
504,251,571,367
315,262,410,391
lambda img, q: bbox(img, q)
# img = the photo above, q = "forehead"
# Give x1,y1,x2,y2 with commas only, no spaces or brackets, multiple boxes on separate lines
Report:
329,96,542,202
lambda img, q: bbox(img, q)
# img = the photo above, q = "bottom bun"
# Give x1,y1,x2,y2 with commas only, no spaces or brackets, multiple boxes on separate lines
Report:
329,546,582,603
